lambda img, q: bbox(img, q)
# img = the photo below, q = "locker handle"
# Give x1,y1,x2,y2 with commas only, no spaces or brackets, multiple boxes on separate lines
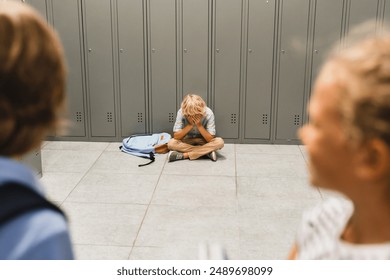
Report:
120,49,124,53
248,49,253,53
88,48,92,53
216,49,220,53
314,49,319,54
184,49,188,53
152,48,156,53
281,50,286,54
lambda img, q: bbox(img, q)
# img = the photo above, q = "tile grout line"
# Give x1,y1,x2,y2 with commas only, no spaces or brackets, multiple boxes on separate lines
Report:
57,148,107,207
127,154,168,259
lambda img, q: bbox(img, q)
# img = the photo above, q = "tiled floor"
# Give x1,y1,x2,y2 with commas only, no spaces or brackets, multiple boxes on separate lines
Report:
39,141,327,260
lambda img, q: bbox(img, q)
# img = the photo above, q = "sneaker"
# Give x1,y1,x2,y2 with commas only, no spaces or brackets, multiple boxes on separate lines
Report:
168,151,184,162
207,151,217,162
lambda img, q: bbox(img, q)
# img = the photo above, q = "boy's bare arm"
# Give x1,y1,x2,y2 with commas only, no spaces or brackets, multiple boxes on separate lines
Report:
173,123,193,140
194,115,214,143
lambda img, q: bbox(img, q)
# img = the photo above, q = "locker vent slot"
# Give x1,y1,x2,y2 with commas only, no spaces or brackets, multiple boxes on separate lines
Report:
76,112,82,122
137,112,143,123
107,112,113,123
262,114,268,125
294,114,300,126
231,113,237,124
168,112,175,123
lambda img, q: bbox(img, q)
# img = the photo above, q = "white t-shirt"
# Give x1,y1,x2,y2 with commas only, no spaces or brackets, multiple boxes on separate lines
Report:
296,197,390,259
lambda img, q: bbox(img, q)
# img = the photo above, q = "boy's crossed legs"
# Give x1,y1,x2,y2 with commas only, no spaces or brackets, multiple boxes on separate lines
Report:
167,137,224,162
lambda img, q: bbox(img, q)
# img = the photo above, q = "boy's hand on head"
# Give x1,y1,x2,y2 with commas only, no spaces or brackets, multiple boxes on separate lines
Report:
194,114,202,127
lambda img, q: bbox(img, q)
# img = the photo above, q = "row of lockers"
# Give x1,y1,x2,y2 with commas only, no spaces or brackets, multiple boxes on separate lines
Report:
17,0,388,143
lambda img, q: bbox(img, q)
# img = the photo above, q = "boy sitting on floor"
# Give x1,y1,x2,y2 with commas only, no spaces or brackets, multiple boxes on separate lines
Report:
168,94,224,162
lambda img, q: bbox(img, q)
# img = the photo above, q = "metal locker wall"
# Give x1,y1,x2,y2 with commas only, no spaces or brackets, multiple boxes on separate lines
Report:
148,0,177,133
213,0,242,140
244,0,276,140
182,0,210,102
346,0,380,45
311,0,344,86
51,0,86,137
84,0,116,137
118,0,146,137
275,0,310,141
385,0,390,25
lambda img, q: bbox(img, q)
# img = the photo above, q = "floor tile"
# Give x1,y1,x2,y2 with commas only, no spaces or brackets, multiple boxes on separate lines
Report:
39,172,85,202
73,245,132,260
163,154,235,176
151,175,237,208
67,173,159,204
43,141,109,151
237,177,321,210
236,144,301,155
135,205,239,248
42,150,102,173
89,151,166,175
63,202,147,246
236,153,308,178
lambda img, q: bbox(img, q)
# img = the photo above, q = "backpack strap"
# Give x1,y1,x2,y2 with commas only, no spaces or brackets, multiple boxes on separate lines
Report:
138,152,155,167
0,182,66,227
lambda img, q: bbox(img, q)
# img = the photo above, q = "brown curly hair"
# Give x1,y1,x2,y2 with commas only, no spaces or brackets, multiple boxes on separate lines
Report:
0,2,66,156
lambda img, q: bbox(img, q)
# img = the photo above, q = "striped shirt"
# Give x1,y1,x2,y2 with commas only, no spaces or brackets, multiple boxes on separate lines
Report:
173,107,216,138
296,197,390,259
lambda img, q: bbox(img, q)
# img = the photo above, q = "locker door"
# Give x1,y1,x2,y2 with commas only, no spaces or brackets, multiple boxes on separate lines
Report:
385,0,390,24
84,0,116,137
214,0,242,139
149,0,177,133
346,0,380,45
25,0,47,20
244,0,276,140
118,0,146,136
311,0,344,84
182,0,209,102
52,0,86,137
276,0,310,141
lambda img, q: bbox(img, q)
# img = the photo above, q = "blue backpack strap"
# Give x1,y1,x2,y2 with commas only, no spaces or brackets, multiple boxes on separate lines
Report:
0,182,66,227
138,152,155,167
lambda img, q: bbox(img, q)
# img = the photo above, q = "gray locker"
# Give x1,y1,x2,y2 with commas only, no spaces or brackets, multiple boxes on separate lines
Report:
52,0,86,137
244,0,276,140
346,0,380,45
25,0,47,20
276,0,310,141
385,0,390,25
84,0,116,137
118,0,146,136
311,0,344,84
182,0,210,102
213,0,242,139
149,0,177,133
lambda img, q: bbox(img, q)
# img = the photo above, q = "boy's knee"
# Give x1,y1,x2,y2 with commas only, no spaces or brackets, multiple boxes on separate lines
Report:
213,137,224,149
167,138,179,150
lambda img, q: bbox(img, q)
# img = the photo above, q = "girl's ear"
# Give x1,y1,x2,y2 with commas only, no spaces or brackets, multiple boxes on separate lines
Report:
355,139,390,183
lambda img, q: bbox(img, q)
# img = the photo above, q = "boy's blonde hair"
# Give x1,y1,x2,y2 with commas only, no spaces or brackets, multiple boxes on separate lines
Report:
317,36,390,146
181,94,206,117
0,2,66,156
